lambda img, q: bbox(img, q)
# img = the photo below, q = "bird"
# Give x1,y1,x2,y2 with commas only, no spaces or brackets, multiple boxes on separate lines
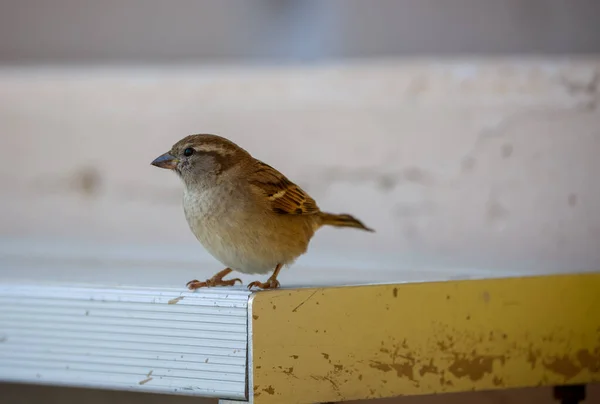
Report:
151,134,374,290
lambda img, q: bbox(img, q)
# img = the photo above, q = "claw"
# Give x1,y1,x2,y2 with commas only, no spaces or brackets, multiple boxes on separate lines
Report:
247,278,281,290
186,275,242,290
187,279,206,290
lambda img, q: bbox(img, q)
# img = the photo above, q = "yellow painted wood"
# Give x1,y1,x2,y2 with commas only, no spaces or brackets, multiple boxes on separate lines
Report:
249,273,600,404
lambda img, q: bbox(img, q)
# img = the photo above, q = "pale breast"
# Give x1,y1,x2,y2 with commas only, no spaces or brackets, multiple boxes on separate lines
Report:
183,184,315,274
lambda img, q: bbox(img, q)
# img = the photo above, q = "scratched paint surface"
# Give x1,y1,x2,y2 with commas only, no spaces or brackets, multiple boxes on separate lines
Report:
250,273,600,404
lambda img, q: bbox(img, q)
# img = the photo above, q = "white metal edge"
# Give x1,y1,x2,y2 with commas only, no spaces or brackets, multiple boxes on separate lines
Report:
247,292,257,404
0,283,253,400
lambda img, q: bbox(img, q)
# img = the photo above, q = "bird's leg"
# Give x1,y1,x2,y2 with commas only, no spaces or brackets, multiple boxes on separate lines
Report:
248,264,283,290
187,268,242,290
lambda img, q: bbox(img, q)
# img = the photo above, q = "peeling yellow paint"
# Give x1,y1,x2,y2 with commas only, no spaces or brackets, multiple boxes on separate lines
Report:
250,273,600,404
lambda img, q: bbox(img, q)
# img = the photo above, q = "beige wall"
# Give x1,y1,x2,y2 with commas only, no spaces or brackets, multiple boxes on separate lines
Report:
1,59,599,275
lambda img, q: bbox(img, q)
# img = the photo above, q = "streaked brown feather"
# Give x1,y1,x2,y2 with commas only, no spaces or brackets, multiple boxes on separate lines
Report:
248,161,320,215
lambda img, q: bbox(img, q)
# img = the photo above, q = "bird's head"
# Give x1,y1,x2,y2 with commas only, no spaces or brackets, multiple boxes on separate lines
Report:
151,134,250,187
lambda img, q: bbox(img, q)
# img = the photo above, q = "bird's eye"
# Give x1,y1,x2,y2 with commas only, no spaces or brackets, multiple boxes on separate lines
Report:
183,148,194,157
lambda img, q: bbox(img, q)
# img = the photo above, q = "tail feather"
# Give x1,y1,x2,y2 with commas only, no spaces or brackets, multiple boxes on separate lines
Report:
319,212,374,232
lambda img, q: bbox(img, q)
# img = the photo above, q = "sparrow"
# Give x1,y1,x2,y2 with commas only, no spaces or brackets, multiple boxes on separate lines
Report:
151,134,373,290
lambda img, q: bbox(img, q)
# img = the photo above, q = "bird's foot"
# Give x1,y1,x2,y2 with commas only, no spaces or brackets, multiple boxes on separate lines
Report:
247,277,281,290
187,276,242,290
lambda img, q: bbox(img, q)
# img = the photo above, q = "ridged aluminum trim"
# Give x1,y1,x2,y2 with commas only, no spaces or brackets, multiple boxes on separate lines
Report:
0,284,251,399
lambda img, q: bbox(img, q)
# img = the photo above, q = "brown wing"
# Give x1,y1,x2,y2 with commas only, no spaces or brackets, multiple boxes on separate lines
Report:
248,161,320,215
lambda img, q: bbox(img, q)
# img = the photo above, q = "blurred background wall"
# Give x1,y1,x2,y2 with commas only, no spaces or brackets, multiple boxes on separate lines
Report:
1,0,599,403
2,59,600,278
1,0,599,275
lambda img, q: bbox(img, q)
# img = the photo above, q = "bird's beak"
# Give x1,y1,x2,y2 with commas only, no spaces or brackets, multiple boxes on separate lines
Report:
151,152,179,170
